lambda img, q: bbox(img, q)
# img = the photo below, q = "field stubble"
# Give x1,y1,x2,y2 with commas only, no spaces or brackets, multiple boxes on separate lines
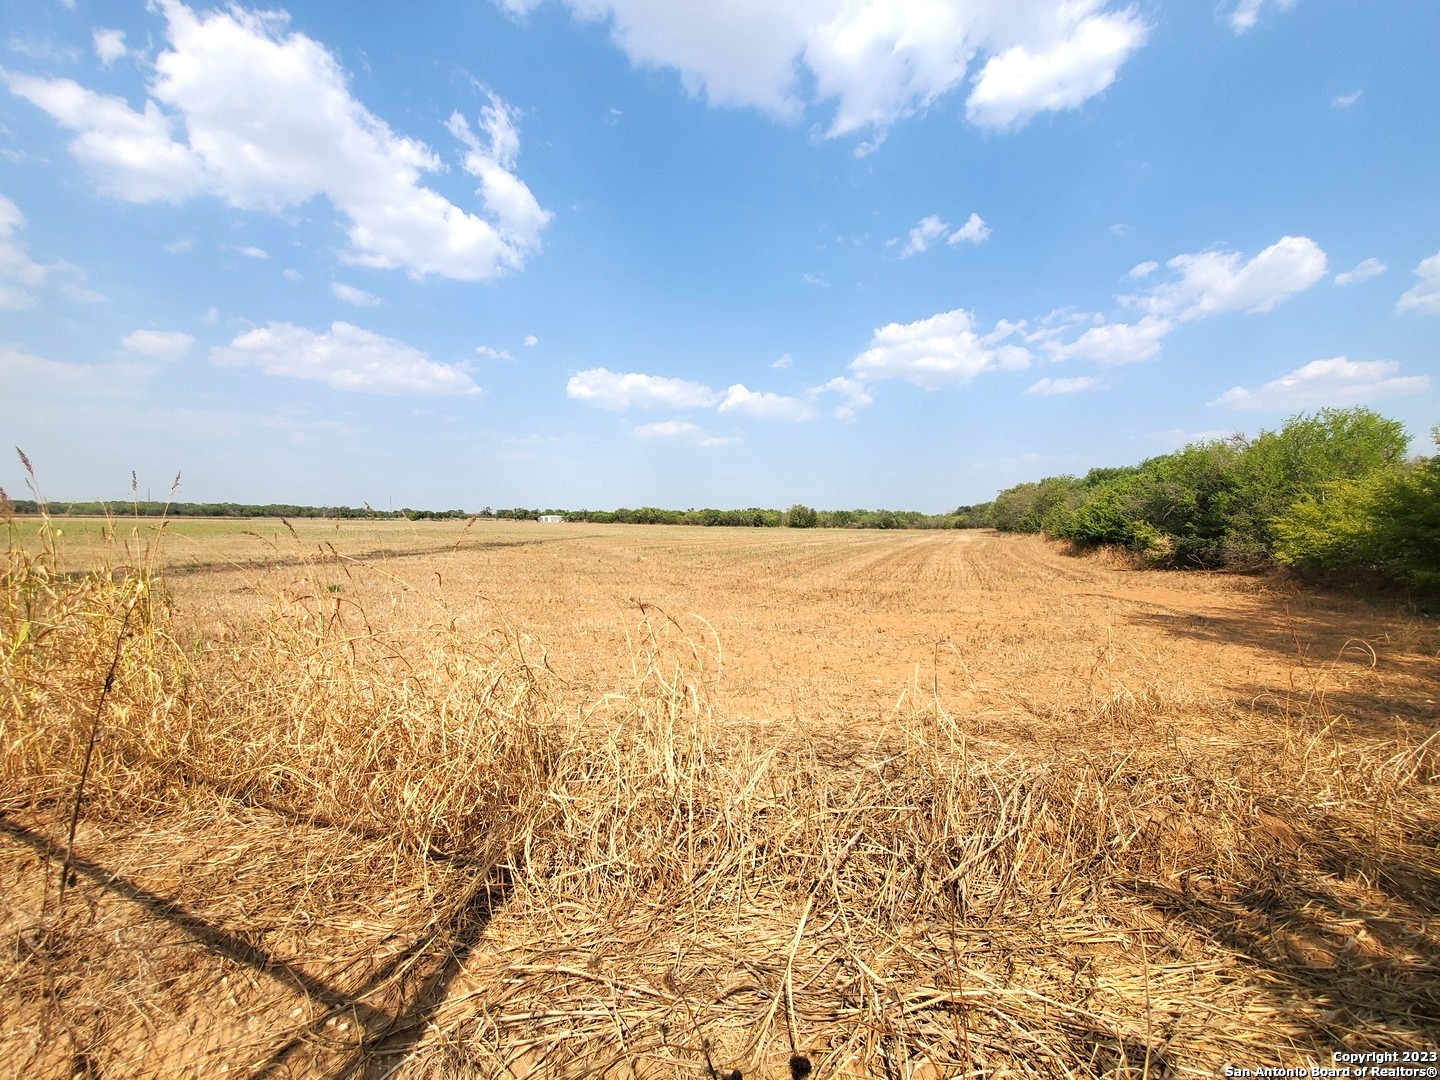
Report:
1,512,1437,1078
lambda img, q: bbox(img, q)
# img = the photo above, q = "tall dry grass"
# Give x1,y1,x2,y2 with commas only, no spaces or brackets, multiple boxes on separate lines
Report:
2,462,1437,1078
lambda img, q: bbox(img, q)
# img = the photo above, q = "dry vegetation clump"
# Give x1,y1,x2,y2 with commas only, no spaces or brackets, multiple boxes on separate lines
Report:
1,481,1437,1077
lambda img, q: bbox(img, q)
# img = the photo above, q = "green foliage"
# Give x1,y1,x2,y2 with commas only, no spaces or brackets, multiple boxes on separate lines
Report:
1274,429,1440,587
786,504,818,528
984,407,1434,590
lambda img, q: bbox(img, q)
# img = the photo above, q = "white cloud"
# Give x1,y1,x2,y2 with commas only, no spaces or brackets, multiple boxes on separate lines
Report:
947,212,990,246
1333,257,1385,287
282,267,302,281
1108,223,1131,238
212,321,480,395
331,281,383,307
1126,235,1327,321
121,329,194,360
475,344,513,361
1227,0,1296,34
163,236,193,254
849,308,1031,388
6,1,550,281
235,244,269,260
1044,315,1172,365
900,215,947,258
201,306,218,323
1128,260,1158,279
770,352,794,369
631,419,738,446
1396,251,1440,315
445,95,553,257
801,272,829,287
1211,357,1429,411
807,375,873,420
0,194,48,309
523,334,538,347
498,1,1148,141
92,28,127,66
1025,375,1102,395
1331,89,1362,109
900,211,990,257
965,7,1148,130
718,383,816,422
2,72,210,202
566,367,720,410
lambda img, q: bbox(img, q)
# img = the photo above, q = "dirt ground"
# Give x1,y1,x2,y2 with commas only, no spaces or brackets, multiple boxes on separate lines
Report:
149,518,1437,736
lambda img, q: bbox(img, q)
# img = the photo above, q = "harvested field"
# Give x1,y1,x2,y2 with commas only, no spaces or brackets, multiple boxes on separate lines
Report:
3,516,1438,1078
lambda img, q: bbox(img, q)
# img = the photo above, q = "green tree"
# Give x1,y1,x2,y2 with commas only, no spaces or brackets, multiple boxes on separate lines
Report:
786,503,818,528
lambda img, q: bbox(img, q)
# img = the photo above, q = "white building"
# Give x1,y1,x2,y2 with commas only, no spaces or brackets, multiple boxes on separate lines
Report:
538,515,563,524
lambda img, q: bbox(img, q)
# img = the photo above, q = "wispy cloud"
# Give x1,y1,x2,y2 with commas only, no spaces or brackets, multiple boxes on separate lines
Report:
1211,357,1429,410
566,368,720,410
212,321,480,396
332,282,383,307
1396,251,1440,315
1025,376,1103,395
1334,258,1385,287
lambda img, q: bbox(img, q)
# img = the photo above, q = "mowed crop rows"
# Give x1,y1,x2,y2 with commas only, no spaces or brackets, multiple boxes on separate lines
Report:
3,518,1437,1078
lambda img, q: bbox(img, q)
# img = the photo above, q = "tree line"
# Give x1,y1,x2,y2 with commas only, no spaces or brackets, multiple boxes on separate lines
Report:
954,407,1438,591
1,497,959,530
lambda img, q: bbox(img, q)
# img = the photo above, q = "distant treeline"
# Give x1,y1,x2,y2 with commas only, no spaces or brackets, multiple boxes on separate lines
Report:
953,407,1439,591
1,498,960,530
2,501,416,520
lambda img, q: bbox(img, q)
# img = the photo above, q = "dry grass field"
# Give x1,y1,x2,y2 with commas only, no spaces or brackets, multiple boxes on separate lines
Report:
2,511,1438,1078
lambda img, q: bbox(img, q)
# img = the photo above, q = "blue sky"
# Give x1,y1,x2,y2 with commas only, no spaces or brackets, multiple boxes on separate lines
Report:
1,0,1436,512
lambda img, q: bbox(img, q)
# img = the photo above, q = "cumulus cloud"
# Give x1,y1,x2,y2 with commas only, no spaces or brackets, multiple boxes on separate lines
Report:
497,0,1147,140
1210,357,1429,411
1125,235,1327,321
1128,260,1158,279
121,329,194,360
947,212,990,246
92,28,127,66
475,344,513,361
523,334,538,347
1044,315,1172,365
1025,375,1102,395
332,282,383,307
235,245,269,260
849,308,1031,388
718,384,816,422
1227,0,1296,34
770,353,794,370
965,7,1148,130
6,1,550,280
1331,90,1362,109
566,367,720,410
0,194,48,309
1333,258,1385,287
212,321,479,395
807,375,873,420
1396,251,1440,315
632,419,738,446
801,272,829,287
